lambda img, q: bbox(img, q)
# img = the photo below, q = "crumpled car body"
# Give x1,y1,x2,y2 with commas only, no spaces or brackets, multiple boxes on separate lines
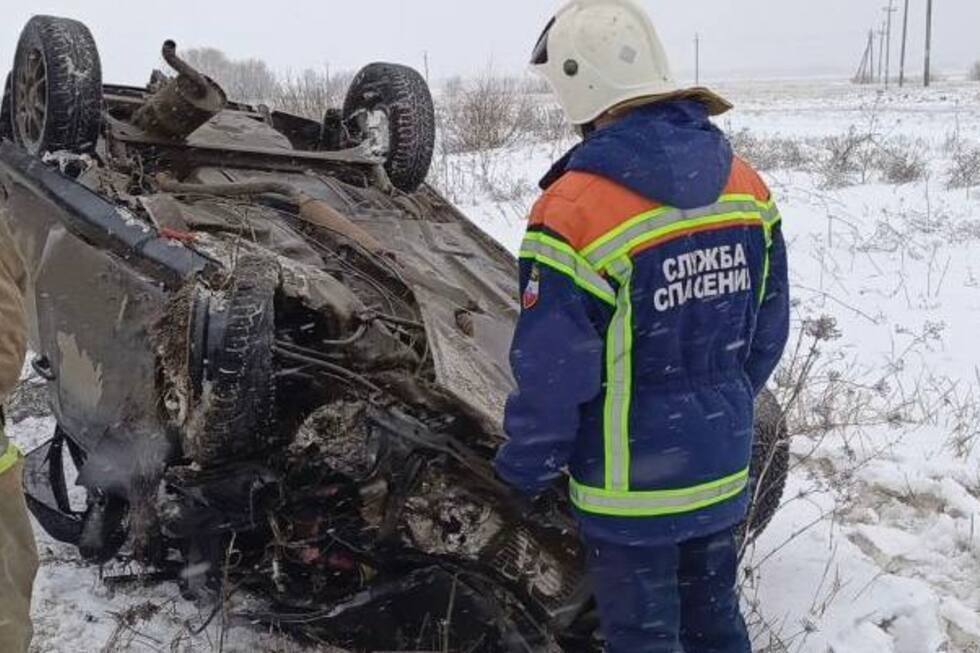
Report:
0,16,789,652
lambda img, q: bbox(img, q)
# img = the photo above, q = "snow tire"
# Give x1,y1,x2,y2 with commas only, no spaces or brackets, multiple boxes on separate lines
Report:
192,256,278,466
343,62,435,193
11,15,102,155
745,388,790,538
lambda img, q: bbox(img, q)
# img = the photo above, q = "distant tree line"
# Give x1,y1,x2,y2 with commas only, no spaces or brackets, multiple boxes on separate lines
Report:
181,47,353,120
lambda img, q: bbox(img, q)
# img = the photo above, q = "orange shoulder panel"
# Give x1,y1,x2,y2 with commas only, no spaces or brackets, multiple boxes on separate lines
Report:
725,157,772,201
529,171,660,251
529,159,770,251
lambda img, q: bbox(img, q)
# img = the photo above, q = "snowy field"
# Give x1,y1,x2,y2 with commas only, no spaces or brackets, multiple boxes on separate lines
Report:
7,77,980,652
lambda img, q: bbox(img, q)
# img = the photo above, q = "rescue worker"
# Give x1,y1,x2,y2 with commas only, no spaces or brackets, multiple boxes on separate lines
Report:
0,215,36,653
495,1,790,651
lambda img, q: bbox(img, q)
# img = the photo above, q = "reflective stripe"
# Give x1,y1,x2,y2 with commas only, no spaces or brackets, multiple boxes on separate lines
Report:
762,205,781,227
758,222,774,305
569,468,749,517
758,208,782,305
581,195,768,258
603,258,634,491
520,232,616,306
0,432,21,476
582,195,777,271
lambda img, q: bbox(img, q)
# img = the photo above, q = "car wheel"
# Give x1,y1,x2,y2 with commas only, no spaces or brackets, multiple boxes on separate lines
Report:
744,388,790,539
189,256,278,466
11,15,103,155
0,73,12,141
343,62,435,193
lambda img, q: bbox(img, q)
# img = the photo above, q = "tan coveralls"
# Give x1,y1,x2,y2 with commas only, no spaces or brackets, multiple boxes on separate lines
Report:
0,214,36,653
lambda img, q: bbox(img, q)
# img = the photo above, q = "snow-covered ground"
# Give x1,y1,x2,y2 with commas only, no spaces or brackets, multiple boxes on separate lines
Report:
7,77,980,652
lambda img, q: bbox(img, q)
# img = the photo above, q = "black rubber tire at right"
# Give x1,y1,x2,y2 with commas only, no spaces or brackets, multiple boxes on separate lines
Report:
744,388,790,538
343,62,435,193
11,15,103,155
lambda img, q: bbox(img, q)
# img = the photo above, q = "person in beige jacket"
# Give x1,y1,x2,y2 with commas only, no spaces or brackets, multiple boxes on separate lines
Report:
0,214,36,653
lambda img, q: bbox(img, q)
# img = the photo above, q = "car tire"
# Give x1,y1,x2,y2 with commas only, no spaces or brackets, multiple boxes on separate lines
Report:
744,388,790,538
11,15,103,155
191,256,278,466
0,73,12,141
343,62,435,193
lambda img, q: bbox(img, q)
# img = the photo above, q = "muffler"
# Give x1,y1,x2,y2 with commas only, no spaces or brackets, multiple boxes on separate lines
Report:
132,40,227,140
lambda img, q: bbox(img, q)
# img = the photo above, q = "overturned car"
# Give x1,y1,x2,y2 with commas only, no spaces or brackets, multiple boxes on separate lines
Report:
0,15,790,652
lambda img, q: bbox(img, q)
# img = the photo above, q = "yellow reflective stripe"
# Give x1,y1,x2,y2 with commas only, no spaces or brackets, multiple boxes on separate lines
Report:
758,224,774,305
589,210,766,272
762,206,781,226
582,193,776,259
581,204,676,259
520,232,616,306
0,439,22,476
569,468,749,517
581,194,775,264
758,251,772,305
757,208,782,305
603,258,634,491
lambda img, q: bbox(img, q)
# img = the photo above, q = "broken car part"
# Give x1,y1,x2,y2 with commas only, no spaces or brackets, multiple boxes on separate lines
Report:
131,40,228,140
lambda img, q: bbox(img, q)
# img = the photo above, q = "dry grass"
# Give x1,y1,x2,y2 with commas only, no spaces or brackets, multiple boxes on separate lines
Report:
876,137,929,185
728,125,928,188
728,129,809,172
271,67,353,121
437,69,536,155
947,145,980,189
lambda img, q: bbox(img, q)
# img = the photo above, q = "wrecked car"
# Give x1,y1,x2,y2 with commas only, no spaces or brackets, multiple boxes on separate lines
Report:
0,15,791,652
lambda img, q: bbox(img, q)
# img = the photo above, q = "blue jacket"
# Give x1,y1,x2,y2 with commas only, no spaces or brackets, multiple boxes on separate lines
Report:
495,101,790,544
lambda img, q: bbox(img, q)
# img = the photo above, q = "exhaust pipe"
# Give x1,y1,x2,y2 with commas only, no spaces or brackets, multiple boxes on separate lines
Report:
132,40,227,141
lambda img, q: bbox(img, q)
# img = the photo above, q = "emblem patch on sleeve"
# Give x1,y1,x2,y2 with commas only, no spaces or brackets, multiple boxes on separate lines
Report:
522,264,541,309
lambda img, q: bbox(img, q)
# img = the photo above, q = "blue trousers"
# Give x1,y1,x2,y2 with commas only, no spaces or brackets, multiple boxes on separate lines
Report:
582,527,750,653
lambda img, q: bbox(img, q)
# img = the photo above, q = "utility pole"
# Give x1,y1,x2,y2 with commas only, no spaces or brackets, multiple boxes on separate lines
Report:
869,30,876,84
877,24,887,83
883,0,898,88
854,32,870,84
423,51,430,83
899,0,910,87
694,33,701,85
924,0,934,87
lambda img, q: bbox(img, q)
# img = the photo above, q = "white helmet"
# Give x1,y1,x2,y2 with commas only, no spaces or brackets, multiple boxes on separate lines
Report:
530,0,732,125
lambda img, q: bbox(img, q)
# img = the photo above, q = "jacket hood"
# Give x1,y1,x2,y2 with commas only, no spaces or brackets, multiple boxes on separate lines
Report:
541,101,733,210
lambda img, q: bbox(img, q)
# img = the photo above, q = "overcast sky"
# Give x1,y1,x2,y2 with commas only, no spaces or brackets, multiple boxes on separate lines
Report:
1,0,978,87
